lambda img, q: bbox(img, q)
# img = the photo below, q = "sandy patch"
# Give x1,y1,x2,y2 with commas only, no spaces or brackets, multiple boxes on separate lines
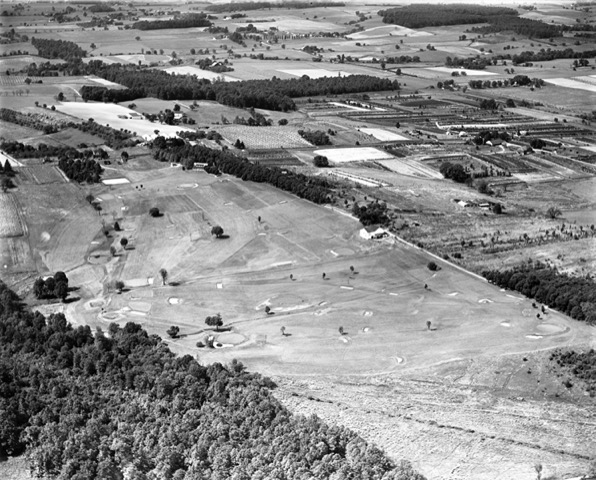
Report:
500,321,511,328
216,332,246,345
177,183,198,189
103,178,130,185
360,128,409,141
168,297,181,305
536,323,566,335
478,298,493,304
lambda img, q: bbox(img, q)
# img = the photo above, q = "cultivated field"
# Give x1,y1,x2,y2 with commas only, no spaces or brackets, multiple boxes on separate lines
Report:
219,125,312,149
0,194,24,237
313,146,395,163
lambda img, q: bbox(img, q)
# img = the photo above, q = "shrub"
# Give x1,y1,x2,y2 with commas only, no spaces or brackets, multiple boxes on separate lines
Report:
427,261,439,271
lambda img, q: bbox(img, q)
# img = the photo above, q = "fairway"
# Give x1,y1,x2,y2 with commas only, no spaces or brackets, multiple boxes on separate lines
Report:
56,167,594,381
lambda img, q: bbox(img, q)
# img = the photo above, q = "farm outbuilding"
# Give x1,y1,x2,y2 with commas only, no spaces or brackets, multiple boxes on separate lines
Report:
360,226,388,240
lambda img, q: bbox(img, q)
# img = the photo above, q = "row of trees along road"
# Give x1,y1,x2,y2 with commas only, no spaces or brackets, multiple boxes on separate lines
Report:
151,137,334,204
0,280,426,479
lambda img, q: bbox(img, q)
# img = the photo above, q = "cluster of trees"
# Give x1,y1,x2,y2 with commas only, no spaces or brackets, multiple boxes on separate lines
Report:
132,13,212,30
80,64,400,111
0,108,58,134
469,16,562,39
378,4,517,28
313,155,330,167
195,58,234,73
550,349,596,397
150,138,334,204
0,281,425,479
32,272,69,302
382,55,421,64
479,98,499,110
446,56,492,70
206,1,344,12
57,157,103,183
439,162,469,183
352,201,390,226
1,160,15,191
231,108,272,126
483,262,596,324
298,129,331,146
468,76,545,89
31,37,86,61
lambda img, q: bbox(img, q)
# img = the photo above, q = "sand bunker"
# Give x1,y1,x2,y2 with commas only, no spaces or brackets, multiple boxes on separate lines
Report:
363,311,373,317
536,323,566,335
177,183,198,189
478,299,493,304
216,332,246,345
362,327,372,333
88,299,105,308
87,251,110,265
500,321,511,328
168,297,181,305
393,356,405,365
526,334,543,339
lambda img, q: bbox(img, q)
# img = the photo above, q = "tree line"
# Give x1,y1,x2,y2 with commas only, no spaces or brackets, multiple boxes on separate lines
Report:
499,48,596,65
378,4,517,29
206,1,345,13
78,63,400,111
132,13,212,30
352,201,390,226
151,137,334,204
0,280,425,479
0,108,58,134
482,262,596,324
31,37,86,61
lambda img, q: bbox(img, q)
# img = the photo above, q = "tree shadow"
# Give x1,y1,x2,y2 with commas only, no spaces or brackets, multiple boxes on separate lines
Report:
282,333,292,337
63,296,80,304
266,311,276,316
216,234,230,239
169,281,181,287
68,286,80,292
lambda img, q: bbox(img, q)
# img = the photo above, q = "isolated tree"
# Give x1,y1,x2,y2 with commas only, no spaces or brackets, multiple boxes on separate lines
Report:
350,265,354,273
426,320,432,331
265,306,271,315
114,280,125,293
120,238,128,249
205,313,223,331
120,151,129,162
313,155,329,168
167,326,180,338
149,207,160,217
290,274,294,280
3,160,14,176
159,268,168,286
339,326,344,335
110,246,116,257
280,326,286,336
546,206,562,219
211,225,224,238
427,261,438,271
322,272,326,280
114,221,120,231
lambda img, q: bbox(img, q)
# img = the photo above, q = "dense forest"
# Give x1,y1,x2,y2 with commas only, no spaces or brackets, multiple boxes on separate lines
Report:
31,37,86,61
469,16,561,39
57,157,103,183
482,263,596,324
151,137,334,204
378,4,517,29
80,65,400,111
206,1,345,13
0,281,425,479
550,349,596,397
132,13,212,30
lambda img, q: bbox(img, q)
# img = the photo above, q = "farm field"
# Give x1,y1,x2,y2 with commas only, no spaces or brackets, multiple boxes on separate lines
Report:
56,102,193,139
0,194,24,237
543,77,596,93
313,147,394,163
219,125,312,149
360,127,410,141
